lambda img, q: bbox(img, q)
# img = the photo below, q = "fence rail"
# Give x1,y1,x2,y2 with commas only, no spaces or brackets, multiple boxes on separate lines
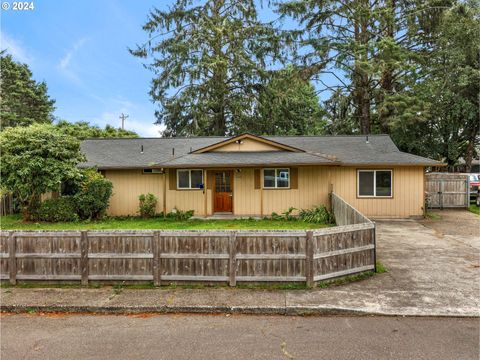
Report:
0,192,375,286
0,225,375,286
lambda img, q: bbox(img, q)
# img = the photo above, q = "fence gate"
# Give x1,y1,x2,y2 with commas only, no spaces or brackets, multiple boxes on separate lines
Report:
426,173,469,209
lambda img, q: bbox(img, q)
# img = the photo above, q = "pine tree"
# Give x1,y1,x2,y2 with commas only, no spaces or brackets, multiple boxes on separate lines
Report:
239,66,326,135
391,1,480,169
0,52,56,129
277,0,379,134
276,0,456,135
130,0,280,136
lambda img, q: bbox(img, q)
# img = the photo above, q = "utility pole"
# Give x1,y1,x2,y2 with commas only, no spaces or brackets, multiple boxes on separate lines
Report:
119,113,129,130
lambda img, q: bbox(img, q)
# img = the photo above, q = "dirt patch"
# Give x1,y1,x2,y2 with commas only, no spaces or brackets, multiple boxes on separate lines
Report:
420,209,480,238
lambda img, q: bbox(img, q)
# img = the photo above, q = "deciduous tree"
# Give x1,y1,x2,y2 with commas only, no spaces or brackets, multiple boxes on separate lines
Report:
55,120,138,139
0,124,84,220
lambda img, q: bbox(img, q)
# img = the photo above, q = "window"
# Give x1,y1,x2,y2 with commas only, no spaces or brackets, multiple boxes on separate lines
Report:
357,170,392,197
143,169,163,174
177,169,203,189
263,168,290,189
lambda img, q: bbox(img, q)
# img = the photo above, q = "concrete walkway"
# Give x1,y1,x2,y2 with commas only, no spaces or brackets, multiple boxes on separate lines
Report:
1,211,479,317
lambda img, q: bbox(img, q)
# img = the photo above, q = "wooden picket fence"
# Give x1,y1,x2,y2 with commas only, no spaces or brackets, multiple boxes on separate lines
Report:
0,194,375,286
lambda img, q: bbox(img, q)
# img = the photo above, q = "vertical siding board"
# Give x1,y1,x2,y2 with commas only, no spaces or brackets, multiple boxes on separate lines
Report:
105,165,422,218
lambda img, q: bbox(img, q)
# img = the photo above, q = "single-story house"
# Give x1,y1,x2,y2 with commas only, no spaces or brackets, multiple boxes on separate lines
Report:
79,133,443,218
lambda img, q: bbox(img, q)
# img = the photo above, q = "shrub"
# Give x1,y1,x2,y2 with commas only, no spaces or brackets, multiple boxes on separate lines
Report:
139,193,158,218
39,197,79,222
166,208,194,220
270,211,282,220
282,207,296,220
299,205,334,224
270,207,296,221
74,169,113,220
0,124,84,221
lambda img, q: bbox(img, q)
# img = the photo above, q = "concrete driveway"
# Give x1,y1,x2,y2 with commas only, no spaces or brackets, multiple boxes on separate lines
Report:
375,210,479,294
287,210,480,316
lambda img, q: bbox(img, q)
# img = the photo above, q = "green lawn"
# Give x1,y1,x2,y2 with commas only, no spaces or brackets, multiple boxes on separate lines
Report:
0,214,329,231
468,204,480,216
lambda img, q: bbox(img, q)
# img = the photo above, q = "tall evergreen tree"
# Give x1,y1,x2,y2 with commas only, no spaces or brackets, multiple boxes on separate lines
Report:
130,0,280,136
276,0,455,135
277,0,379,134
239,66,326,135
0,52,56,129
390,1,480,169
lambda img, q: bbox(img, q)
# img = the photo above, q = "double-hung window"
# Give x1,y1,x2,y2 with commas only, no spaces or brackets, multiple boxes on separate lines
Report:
177,169,203,189
357,170,392,197
263,168,290,189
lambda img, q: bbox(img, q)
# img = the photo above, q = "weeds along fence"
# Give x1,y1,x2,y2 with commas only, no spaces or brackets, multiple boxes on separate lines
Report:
0,195,375,286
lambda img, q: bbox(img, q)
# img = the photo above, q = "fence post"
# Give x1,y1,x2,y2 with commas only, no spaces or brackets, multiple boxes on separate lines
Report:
327,188,333,213
373,223,377,273
153,231,161,286
305,231,314,287
229,231,237,287
439,180,444,210
80,231,89,286
8,231,16,285
466,176,470,208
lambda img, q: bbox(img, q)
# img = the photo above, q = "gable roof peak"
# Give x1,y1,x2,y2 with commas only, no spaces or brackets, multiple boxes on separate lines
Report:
191,133,305,153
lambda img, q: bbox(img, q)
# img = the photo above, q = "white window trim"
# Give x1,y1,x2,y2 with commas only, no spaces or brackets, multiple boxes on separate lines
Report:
263,168,290,189
357,169,393,198
177,169,203,190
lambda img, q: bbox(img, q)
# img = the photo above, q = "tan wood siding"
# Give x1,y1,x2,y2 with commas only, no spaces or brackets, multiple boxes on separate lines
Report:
165,188,206,216
105,166,424,218
330,166,424,218
262,166,330,215
105,170,165,216
233,168,261,215
105,169,207,216
165,169,206,216
212,138,281,152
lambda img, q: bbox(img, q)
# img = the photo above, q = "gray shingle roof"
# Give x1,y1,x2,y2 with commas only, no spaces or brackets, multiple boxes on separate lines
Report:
161,151,336,168
79,134,443,169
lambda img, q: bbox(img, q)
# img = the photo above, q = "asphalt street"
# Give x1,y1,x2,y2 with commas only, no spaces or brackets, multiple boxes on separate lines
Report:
1,314,478,359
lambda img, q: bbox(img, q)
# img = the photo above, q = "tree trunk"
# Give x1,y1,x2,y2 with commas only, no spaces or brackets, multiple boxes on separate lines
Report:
464,121,479,172
353,1,371,135
211,0,227,136
465,141,474,172
378,0,396,134
21,193,41,221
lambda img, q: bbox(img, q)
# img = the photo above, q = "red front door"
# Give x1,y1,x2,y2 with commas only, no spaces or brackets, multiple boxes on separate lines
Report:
214,171,233,213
